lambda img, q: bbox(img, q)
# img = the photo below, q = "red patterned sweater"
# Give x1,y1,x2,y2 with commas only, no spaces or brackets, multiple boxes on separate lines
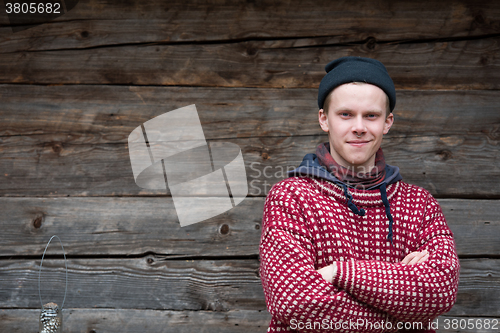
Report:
259,176,459,332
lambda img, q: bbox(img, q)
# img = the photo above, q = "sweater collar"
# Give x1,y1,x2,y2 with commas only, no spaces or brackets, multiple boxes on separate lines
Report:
306,176,400,208
306,177,398,244
315,142,387,189
287,148,402,190
287,148,402,245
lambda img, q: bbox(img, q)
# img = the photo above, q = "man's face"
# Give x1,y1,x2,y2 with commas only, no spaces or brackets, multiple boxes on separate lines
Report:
318,83,394,172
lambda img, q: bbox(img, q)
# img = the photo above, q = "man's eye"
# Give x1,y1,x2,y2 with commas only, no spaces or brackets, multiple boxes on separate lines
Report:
341,113,350,117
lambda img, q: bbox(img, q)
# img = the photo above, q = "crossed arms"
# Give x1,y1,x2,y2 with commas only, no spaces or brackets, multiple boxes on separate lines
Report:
318,250,430,284
259,181,459,332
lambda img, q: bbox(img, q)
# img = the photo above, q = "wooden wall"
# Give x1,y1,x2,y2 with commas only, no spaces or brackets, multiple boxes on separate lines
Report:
1,1,499,332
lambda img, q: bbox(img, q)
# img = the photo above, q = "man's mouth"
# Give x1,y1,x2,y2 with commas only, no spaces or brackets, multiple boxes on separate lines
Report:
347,140,371,147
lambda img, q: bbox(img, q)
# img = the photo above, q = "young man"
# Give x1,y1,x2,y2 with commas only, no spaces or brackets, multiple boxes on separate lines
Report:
259,57,459,332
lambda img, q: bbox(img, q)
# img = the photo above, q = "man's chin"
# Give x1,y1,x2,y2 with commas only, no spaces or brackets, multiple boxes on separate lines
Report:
342,155,373,170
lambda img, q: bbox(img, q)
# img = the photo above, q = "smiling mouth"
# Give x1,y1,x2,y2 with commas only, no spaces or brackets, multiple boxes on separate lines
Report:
347,141,371,146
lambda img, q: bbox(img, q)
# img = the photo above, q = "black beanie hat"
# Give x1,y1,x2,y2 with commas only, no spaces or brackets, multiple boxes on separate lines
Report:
317,56,396,112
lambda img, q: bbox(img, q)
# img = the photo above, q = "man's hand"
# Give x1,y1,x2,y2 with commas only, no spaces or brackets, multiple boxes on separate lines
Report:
317,264,337,283
401,250,429,265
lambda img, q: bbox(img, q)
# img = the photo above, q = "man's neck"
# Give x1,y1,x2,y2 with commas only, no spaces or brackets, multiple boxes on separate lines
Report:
328,151,376,175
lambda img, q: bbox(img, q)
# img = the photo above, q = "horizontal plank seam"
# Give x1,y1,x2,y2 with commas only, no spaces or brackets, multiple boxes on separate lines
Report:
2,84,500,92
0,305,263,311
2,33,500,55
0,307,497,318
0,132,497,141
1,82,500,91
273,33,500,50
0,253,260,261
0,254,498,261
2,193,500,199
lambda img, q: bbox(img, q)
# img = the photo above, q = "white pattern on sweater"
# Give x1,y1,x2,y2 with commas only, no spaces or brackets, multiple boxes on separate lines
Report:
259,176,459,332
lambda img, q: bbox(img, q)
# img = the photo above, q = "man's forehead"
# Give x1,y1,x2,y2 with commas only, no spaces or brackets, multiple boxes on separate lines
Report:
329,82,387,99
326,82,390,115
334,81,383,91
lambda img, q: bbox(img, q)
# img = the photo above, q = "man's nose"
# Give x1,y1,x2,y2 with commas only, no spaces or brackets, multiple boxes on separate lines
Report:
352,115,366,135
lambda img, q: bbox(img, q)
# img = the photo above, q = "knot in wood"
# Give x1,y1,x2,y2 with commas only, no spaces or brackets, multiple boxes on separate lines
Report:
246,47,257,56
220,224,230,235
480,55,490,66
365,37,377,50
475,14,485,25
436,150,453,161
33,215,43,228
50,142,62,154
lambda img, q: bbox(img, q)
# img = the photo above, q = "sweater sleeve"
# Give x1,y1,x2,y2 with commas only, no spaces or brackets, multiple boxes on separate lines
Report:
332,192,460,324
259,182,399,333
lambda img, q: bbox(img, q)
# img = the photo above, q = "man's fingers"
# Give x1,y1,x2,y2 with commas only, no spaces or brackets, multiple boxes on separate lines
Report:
401,252,417,265
402,250,429,265
417,253,430,263
408,252,425,265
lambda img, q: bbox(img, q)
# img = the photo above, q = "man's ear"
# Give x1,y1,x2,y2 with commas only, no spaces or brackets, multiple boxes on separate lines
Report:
383,112,394,135
319,109,329,132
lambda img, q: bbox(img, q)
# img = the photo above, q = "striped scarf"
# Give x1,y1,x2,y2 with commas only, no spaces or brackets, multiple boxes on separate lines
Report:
315,142,386,189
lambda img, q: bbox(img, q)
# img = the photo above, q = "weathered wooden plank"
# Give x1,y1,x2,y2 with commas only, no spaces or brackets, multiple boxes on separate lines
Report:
0,85,319,142
450,259,500,317
1,0,500,52
381,134,500,197
439,199,500,256
0,197,497,257
0,259,498,316
0,133,498,197
0,197,264,256
1,309,499,333
0,37,499,89
0,309,272,333
0,85,498,143
0,258,264,310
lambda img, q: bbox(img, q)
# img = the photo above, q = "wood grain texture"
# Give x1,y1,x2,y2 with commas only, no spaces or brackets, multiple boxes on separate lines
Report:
0,0,498,326
451,259,500,317
1,85,499,142
1,0,499,52
0,309,272,333
0,197,264,256
1,258,264,311
439,199,500,257
1,85,498,197
0,37,499,89
0,258,498,316
1,133,498,197
0,197,497,257
1,309,499,333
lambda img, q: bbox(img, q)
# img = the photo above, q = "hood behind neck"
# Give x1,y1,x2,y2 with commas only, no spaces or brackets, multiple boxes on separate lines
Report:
287,152,402,244
287,153,402,189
